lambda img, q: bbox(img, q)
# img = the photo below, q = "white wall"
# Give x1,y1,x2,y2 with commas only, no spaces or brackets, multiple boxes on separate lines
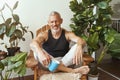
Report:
110,0,120,20
0,0,73,52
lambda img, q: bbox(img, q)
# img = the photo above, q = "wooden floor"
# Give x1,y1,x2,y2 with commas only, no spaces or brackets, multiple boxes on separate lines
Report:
9,58,120,80
99,58,120,80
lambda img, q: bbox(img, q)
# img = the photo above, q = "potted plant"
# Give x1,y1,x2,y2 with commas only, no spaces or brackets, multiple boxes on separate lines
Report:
0,52,27,80
69,0,119,79
0,1,34,56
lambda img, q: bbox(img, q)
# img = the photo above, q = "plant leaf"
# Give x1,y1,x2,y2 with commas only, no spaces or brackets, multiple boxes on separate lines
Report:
105,28,117,43
14,29,22,39
7,61,22,71
88,32,99,50
0,24,6,35
6,23,16,37
10,52,27,61
28,31,34,39
0,61,4,70
14,65,26,76
97,1,108,9
13,14,19,22
1,57,10,66
5,18,12,26
13,1,19,10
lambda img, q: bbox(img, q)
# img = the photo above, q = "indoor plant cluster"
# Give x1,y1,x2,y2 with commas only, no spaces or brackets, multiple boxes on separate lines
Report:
69,0,120,77
0,1,34,56
0,1,33,80
0,52,27,80
69,0,119,64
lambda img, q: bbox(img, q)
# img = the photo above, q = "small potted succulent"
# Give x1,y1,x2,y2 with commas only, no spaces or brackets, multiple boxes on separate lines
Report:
0,1,34,56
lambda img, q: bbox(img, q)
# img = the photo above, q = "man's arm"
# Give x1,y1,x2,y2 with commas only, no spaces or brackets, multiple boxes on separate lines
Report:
30,32,51,66
65,31,86,65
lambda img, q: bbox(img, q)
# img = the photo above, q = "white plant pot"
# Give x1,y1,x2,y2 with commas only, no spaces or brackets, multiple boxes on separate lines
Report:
88,74,99,80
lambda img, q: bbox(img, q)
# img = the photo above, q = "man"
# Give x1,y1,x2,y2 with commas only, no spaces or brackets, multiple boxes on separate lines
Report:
30,11,89,74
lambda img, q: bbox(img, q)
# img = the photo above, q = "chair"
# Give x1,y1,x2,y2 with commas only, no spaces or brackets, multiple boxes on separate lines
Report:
26,25,94,80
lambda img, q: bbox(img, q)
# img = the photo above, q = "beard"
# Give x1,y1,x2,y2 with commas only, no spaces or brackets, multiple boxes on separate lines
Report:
51,27,61,34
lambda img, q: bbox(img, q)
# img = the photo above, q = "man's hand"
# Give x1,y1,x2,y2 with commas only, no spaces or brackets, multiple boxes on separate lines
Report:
37,52,51,67
42,53,51,67
73,45,83,65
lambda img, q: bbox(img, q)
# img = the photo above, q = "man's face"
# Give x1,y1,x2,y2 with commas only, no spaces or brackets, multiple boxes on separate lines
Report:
48,14,63,33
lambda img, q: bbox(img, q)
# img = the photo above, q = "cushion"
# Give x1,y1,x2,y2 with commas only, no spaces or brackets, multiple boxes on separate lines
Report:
39,72,81,80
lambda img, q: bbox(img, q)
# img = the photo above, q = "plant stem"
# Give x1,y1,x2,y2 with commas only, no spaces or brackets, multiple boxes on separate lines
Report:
0,11,6,22
97,43,108,65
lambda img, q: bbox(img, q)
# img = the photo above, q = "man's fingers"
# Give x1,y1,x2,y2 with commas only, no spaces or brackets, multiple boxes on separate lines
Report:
76,56,78,65
42,59,49,66
73,57,75,64
42,60,46,66
73,53,83,65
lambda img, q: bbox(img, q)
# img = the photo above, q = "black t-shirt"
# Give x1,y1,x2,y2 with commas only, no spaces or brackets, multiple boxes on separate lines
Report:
42,29,69,57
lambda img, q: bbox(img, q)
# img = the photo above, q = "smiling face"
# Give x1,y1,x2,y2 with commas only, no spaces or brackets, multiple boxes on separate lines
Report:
48,12,63,33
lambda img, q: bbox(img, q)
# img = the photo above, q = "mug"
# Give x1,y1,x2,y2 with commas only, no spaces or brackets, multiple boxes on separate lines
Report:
48,59,60,72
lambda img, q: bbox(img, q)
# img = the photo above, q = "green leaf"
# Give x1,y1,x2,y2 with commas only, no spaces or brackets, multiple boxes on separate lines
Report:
9,35,17,43
108,33,120,54
14,61,23,67
10,52,27,61
0,24,6,35
0,33,4,39
1,57,10,66
7,61,22,71
88,32,99,50
105,28,117,43
5,18,12,26
14,29,22,39
0,61,4,70
6,23,16,37
13,1,19,10
97,1,108,9
15,65,26,76
18,65,26,76
13,14,19,22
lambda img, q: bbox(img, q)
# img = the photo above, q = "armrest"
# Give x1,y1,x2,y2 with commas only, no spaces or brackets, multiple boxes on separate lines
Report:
81,53,94,80
83,53,94,65
26,50,38,68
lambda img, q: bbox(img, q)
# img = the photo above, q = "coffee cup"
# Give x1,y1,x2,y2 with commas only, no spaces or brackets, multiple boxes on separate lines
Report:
48,59,60,72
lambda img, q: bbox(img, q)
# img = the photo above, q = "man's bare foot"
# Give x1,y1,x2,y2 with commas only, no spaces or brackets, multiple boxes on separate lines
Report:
74,66,89,74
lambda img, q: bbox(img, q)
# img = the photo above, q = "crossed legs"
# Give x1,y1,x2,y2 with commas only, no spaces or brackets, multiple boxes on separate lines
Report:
34,44,89,75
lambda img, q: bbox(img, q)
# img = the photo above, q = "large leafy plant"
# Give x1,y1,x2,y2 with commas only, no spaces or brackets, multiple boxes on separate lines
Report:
0,52,27,80
69,0,118,65
0,1,33,48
